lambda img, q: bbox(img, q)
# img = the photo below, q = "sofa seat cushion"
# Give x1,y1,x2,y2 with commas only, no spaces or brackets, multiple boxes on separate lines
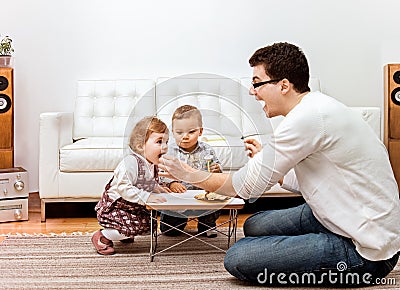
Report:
60,137,124,172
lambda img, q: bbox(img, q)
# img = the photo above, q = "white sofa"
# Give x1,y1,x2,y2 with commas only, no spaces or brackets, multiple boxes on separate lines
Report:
39,75,381,221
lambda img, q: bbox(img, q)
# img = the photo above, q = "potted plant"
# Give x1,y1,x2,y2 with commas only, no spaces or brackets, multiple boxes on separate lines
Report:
0,35,14,67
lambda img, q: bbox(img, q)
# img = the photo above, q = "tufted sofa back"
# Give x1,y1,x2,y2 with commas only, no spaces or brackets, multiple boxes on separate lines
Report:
73,76,270,140
73,79,155,139
156,76,243,137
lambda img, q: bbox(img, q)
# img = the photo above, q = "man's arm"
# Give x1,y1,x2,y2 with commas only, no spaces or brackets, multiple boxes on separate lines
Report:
159,155,237,197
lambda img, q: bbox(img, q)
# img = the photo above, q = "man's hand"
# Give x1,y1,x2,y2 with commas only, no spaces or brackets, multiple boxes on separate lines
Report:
244,138,262,158
159,155,196,181
169,181,187,193
159,155,228,193
147,194,167,203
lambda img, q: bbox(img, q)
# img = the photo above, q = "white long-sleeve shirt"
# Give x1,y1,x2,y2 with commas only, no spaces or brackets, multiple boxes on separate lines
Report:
106,152,156,205
232,91,400,261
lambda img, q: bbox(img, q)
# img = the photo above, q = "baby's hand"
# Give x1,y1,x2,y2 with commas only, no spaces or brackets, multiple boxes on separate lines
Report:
169,182,187,193
147,194,167,203
208,163,221,173
154,184,172,193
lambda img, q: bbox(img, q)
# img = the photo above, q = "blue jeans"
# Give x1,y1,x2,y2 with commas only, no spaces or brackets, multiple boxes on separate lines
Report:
224,203,399,286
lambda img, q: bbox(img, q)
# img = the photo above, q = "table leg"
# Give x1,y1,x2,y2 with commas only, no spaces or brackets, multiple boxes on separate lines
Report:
227,209,232,247
149,209,158,262
233,209,238,243
227,209,238,248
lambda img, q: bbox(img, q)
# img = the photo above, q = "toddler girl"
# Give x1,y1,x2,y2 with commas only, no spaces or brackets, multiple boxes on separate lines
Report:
92,116,170,255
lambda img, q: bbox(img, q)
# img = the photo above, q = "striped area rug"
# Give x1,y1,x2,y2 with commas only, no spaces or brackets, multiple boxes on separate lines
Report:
0,230,398,289
0,230,252,289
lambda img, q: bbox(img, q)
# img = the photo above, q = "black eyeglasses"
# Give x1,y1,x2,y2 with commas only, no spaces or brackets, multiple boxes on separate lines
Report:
251,79,281,89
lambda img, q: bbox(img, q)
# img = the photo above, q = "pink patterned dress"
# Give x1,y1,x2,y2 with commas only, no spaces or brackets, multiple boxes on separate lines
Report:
95,154,158,238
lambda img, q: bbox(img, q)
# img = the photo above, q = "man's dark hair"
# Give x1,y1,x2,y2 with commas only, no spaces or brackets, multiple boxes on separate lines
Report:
249,42,310,93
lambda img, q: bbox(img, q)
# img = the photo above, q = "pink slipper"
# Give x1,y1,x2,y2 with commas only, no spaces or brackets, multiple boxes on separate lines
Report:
91,230,115,255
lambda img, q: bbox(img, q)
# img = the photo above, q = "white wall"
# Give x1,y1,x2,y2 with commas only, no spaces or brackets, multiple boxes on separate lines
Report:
1,0,400,192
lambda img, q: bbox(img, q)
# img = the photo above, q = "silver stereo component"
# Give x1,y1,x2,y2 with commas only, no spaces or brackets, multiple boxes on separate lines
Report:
0,167,29,222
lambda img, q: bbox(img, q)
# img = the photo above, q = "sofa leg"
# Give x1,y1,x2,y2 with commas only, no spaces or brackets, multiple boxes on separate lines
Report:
41,199,46,222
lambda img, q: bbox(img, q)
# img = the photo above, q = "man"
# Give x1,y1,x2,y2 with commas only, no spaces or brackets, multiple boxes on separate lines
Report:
159,42,400,286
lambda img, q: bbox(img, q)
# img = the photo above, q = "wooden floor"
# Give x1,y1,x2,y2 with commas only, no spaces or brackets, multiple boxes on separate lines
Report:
0,193,253,242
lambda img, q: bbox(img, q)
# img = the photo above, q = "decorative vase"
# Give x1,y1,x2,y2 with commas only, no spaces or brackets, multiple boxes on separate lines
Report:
0,56,12,67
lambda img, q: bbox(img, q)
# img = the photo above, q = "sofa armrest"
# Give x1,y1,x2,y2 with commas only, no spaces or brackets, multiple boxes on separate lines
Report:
39,112,73,198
